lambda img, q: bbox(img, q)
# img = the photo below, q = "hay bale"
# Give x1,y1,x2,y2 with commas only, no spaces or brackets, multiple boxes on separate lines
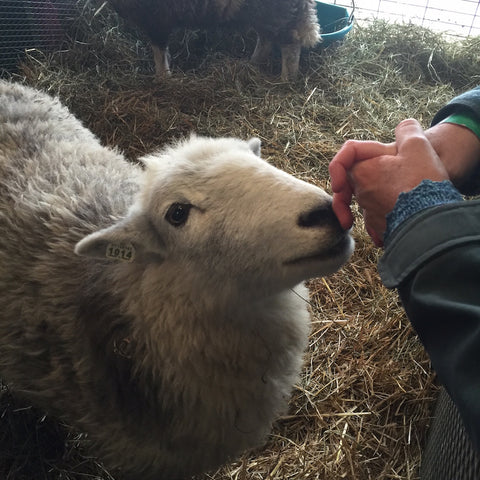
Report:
1,2,479,478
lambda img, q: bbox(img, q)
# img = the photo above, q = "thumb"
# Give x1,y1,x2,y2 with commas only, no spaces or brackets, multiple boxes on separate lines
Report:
394,118,434,154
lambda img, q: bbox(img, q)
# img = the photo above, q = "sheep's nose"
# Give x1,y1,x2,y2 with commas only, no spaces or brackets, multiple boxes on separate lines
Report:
298,202,342,229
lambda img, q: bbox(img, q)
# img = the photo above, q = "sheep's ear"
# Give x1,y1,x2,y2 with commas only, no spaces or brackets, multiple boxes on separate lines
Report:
248,137,261,156
75,210,165,263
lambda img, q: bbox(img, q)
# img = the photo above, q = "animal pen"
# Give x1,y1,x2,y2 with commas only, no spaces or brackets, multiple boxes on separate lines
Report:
0,0,479,479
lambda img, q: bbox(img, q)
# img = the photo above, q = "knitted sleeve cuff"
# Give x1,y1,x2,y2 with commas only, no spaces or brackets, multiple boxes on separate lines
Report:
384,180,463,242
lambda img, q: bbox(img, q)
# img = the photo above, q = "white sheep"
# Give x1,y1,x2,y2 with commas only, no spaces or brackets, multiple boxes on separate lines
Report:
107,0,321,81
0,80,353,479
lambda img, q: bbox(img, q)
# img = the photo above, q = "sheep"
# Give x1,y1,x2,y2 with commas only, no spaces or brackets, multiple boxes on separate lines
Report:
106,0,321,81
0,79,353,480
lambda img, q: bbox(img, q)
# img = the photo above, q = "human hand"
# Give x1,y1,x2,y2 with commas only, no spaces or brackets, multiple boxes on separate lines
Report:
330,119,450,246
425,121,480,195
329,139,395,232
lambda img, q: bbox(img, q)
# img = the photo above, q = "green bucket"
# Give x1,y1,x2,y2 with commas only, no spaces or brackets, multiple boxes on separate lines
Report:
316,1,354,46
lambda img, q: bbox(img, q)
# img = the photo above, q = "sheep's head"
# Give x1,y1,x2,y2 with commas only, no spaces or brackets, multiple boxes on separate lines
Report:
75,136,353,295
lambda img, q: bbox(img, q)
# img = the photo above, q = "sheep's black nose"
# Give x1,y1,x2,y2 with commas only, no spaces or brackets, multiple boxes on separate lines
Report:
298,202,341,229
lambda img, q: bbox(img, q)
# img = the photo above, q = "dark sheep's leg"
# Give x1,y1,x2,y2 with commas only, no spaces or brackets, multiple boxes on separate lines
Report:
152,44,171,79
250,35,272,65
280,43,301,81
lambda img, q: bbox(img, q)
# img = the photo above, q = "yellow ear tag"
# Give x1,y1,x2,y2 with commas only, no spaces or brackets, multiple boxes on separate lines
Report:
106,243,136,262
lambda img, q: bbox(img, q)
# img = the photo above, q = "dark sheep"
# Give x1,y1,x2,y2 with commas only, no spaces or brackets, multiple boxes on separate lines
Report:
108,0,321,81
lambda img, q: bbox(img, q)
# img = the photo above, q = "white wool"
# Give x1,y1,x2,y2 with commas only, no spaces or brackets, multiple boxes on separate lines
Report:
0,80,353,480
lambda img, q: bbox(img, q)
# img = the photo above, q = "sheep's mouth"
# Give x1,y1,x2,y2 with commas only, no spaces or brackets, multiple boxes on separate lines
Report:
284,234,352,265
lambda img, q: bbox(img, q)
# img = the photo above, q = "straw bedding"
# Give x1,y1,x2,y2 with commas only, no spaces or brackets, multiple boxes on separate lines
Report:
1,1,479,478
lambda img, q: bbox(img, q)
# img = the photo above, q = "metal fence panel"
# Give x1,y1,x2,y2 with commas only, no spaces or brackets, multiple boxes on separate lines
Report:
329,0,480,37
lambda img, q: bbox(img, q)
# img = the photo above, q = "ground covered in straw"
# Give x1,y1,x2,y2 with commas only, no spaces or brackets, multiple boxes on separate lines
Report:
1,1,480,479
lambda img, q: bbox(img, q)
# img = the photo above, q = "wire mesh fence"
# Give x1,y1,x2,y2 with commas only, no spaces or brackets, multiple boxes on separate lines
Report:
0,0,478,75
0,0,79,73
332,0,480,37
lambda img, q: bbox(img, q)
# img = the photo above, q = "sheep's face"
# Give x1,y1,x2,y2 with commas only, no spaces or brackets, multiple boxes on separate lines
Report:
75,136,353,294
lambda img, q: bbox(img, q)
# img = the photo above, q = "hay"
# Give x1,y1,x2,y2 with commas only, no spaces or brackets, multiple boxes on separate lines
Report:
2,1,480,478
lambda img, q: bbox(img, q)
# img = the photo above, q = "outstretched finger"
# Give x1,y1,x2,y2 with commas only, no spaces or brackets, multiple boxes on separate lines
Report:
330,140,396,193
332,189,354,230
366,223,384,248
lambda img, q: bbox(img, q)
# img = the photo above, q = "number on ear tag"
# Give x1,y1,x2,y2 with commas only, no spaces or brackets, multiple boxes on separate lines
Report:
106,243,135,262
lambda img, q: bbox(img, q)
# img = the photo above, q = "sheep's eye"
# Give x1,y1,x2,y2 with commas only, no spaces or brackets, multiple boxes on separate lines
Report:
165,203,192,227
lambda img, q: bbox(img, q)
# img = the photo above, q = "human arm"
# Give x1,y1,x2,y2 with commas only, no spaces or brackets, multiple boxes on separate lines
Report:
380,199,480,452
425,86,480,195
330,87,480,233
329,118,480,451
329,119,451,243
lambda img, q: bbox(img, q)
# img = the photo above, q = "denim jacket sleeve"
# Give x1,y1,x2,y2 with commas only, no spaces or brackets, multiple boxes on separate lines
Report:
379,200,480,450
